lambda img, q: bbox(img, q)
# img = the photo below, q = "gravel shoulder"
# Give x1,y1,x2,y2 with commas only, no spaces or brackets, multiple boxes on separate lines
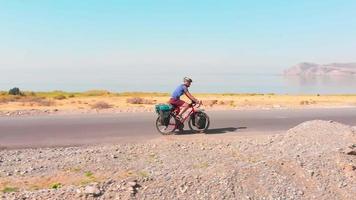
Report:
0,120,355,199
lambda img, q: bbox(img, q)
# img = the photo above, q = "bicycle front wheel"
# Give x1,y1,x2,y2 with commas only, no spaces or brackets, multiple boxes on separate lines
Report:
188,112,210,133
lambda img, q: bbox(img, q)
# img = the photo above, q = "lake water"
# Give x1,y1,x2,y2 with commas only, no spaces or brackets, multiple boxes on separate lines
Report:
1,69,356,94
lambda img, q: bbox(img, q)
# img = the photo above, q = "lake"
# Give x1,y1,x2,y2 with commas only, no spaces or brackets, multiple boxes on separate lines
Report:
1,69,356,94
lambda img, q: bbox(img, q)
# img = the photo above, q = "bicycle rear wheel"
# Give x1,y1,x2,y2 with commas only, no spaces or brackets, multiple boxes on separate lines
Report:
155,115,178,135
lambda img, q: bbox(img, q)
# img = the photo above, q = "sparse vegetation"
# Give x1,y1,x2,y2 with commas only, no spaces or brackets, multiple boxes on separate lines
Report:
50,183,62,189
1,187,18,193
2,90,356,116
80,171,97,185
91,101,112,109
84,171,94,178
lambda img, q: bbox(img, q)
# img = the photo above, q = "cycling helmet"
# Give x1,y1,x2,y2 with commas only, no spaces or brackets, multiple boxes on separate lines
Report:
183,77,193,83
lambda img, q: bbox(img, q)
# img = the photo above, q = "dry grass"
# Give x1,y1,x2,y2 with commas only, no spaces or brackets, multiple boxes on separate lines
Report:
0,96,55,106
82,90,111,96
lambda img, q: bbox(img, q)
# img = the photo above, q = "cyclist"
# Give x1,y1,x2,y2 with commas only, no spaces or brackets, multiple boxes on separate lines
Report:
169,77,200,120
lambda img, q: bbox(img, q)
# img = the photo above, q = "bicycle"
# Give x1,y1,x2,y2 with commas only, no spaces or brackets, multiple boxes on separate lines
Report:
155,101,210,135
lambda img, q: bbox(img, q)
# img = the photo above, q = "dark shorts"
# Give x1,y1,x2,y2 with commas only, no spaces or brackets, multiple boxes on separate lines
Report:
169,98,186,107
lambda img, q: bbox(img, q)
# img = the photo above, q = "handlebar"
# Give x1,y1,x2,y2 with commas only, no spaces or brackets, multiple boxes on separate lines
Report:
190,101,202,108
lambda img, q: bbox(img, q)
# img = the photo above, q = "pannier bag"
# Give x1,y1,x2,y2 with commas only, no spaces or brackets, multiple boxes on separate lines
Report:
155,104,172,114
155,104,173,126
195,112,207,129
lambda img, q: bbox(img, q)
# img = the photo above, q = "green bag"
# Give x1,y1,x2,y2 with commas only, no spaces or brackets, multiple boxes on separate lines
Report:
155,104,172,114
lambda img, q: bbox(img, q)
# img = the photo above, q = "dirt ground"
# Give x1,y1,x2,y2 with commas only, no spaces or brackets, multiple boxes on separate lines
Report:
0,120,355,199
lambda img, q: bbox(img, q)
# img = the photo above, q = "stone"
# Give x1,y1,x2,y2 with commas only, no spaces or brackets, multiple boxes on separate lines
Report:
128,181,137,187
338,182,347,188
346,149,356,155
84,185,101,197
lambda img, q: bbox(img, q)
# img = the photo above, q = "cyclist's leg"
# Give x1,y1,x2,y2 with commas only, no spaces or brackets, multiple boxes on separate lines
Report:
178,101,190,117
169,99,188,118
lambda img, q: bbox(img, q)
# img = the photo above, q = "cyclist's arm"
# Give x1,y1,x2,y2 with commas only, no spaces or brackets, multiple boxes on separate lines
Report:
184,91,198,103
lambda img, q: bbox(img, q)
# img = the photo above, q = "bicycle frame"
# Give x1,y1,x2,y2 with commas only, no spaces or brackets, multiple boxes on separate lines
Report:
180,106,196,123
173,102,200,124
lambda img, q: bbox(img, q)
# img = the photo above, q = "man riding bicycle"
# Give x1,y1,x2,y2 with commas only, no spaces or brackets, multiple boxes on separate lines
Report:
169,77,200,120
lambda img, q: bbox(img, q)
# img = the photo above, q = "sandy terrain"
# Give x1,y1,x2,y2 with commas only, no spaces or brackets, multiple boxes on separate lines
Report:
0,120,355,199
2,91,356,117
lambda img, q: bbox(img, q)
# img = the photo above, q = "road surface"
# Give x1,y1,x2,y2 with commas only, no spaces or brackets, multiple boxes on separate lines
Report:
1,107,356,149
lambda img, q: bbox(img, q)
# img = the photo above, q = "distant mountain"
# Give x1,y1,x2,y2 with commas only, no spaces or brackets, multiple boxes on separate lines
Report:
284,62,356,76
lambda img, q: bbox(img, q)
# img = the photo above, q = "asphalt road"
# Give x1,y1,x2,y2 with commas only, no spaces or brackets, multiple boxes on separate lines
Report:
1,107,356,149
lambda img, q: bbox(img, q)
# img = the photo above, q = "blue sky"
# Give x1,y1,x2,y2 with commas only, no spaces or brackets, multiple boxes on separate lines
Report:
1,0,356,75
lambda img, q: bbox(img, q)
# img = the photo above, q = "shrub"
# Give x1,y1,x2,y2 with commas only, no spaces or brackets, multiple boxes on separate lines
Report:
50,183,62,189
68,94,75,98
91,101,112,109
8,87,22,96
126,97,156,104
54,95,67,100
84,171,94,178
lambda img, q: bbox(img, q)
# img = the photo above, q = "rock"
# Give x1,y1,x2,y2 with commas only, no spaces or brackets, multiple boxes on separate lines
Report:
346,149,356,155
180,186,188,194
343,164,356,171
84,185,101,197
307,170,314,177
128,186,136,195
338,181,347,188
20,170,28,175
345,144,356,156
128,181,137,187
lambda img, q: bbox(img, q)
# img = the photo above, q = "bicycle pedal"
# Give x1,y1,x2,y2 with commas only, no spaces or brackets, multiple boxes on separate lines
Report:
178,123,184,131
176,115,183,121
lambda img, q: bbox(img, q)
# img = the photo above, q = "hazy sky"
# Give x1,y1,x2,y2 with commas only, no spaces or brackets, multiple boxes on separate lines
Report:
1,0,356,75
